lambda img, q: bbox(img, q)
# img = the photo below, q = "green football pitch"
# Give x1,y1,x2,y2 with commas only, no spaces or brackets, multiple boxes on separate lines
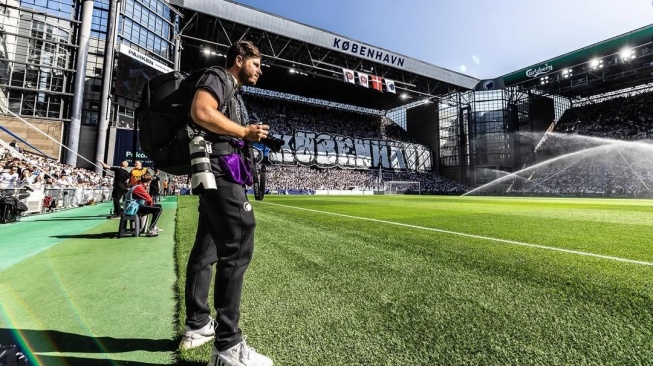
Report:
176,195,653,366
1,195,650,365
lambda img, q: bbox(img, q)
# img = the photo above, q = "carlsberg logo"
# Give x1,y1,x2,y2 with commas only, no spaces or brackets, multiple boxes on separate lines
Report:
525,64,553,78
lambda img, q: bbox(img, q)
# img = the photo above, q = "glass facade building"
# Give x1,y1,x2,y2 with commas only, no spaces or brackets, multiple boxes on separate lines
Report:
0,0,76,119
438,88,571,186
83,0,177,129
0,0,176,121
0,0,177,162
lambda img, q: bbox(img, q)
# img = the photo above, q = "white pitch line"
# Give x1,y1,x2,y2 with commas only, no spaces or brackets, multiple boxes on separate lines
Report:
262,202,653,267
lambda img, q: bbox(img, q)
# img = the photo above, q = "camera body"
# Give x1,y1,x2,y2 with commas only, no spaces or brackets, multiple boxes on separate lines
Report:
189,134,217,194
260,136,284,153
252,120,284,153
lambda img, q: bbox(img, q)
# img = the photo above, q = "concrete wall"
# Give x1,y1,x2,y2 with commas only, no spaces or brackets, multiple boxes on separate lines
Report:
0,116,63,159
78,125,99,169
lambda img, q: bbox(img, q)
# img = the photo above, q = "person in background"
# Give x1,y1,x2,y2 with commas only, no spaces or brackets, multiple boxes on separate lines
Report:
4,158,22,176
9,140,22,153
163,179,169,196
19,168,34,186
98,159,131,219
150,169,161,203
129,160,149,186
0,166,19,188
130,173,163,237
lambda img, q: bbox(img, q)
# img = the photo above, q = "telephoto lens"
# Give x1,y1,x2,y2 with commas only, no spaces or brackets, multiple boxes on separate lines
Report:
189,135,217,194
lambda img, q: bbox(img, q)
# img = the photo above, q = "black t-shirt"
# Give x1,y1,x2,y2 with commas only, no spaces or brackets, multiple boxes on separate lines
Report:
196,68,236,115
195,69,248,178
110,167,130,190
150,175,160,194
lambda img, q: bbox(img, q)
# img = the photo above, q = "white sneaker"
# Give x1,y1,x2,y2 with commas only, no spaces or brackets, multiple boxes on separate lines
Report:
146,228,159,237
208,338,273,366
179,317,216,350
152,225,163,232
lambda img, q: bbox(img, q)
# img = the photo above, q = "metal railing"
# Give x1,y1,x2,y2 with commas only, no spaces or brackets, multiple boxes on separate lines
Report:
0,185,112,215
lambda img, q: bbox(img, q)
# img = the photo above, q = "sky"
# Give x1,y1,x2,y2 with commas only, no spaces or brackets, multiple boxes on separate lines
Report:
230,0,653,79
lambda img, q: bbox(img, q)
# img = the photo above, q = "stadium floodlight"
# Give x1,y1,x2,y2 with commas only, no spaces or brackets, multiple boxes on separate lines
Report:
589,58,604,70
562,68,572,78
620,48,635,61
400,93,409,99
202,48,211,55
540,75,550,85
289,68,296,73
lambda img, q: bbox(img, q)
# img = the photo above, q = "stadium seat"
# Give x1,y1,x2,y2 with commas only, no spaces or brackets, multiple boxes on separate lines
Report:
117,213,148,238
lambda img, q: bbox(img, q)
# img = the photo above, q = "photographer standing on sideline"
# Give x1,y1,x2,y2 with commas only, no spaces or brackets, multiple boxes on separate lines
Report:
181,40,272,366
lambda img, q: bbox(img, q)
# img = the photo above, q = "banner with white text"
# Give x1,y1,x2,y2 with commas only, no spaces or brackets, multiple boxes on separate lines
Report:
266,130,431,171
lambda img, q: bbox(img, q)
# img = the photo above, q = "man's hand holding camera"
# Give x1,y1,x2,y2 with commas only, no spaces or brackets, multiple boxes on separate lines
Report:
244,123,269,142
244,123,285,152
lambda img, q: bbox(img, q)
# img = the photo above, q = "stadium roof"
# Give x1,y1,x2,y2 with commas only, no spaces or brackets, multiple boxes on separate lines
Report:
172,0,479,111
500,24,653,99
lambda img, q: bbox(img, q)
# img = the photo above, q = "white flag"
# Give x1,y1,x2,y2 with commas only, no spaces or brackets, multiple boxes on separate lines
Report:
385,79,396,93
342,68,355,84
357,72,369,88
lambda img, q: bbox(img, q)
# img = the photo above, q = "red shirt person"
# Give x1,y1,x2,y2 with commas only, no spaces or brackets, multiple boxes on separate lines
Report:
131,173,163,236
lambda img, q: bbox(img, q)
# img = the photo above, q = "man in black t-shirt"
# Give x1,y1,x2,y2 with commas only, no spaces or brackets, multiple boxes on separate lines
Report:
98,159,130,218
181,40,273,366
149,169,161,203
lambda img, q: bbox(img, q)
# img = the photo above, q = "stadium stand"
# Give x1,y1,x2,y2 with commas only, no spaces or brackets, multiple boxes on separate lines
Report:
508,91,653,197
0,144,113,215
246,94,417,143
554,91,653,140
239,94,467,194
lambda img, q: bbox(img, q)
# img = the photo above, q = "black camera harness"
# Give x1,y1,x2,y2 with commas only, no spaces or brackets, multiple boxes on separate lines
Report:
192,68,265,200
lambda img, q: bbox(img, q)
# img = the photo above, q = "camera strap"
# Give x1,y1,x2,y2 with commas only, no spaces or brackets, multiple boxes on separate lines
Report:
208,141,238,157
246,142,264,201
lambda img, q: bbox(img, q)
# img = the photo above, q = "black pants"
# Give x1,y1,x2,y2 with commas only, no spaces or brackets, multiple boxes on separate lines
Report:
137,204,162,230
184,179,255,351
111,186,126,215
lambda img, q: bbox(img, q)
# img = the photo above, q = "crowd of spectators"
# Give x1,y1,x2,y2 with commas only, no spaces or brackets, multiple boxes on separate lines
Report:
244,94,416,142
509,152,653,196
553,91,653,140
11,89,653,198
2,93,465,198
379,169,470,194
511,91,653,197
1,146,112,190
243,94,462,193
169,174,189,194
242,93,462,193
264,165,468,194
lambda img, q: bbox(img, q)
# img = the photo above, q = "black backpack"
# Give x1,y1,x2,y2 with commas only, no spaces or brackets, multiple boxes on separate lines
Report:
136,67,234,175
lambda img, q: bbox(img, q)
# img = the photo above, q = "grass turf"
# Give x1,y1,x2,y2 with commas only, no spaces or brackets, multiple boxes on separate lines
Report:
175,195,653,366
0,199,178,365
